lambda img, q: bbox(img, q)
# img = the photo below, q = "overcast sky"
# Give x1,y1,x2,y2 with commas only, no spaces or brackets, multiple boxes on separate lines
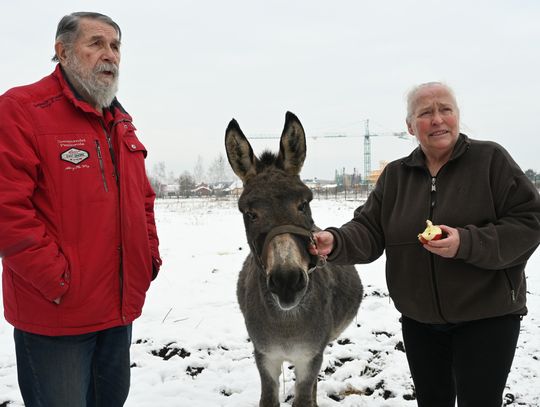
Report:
2,0,539,180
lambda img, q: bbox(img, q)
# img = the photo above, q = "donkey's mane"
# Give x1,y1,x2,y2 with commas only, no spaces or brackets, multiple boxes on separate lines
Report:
257,150,283,171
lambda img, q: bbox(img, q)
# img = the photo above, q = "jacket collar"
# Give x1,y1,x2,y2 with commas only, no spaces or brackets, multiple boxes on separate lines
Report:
52,64,131,123
402,133,471,168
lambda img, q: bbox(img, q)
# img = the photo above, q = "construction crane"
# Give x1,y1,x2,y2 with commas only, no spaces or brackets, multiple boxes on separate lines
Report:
362,119,408,185
249,119,409,184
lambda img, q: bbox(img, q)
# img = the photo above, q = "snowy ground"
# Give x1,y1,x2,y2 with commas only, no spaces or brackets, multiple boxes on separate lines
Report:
1,197,539,406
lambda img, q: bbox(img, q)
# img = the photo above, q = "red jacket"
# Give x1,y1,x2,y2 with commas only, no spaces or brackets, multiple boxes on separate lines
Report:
0,65,161,336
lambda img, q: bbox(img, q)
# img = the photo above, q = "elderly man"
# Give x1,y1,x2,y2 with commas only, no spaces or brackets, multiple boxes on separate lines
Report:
0,12,161,406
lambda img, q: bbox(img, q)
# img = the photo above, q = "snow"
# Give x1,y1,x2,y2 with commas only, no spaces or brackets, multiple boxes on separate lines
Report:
1,197,539,406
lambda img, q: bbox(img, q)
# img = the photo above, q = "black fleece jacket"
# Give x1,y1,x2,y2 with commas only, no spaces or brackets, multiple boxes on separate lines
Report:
328,134,540,324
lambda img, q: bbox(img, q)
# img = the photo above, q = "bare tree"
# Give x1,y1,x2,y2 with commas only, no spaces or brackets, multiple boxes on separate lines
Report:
526,169,539,188
147,172,162,198
178,171,196,198
153,162,167,181
167,170,176,184
525,169,537,181
150,161,168,198
207,153,231,184
193,155,205,185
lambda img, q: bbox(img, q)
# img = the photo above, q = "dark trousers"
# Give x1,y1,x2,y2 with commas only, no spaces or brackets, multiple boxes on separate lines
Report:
401,314,520,407
14,324,132,407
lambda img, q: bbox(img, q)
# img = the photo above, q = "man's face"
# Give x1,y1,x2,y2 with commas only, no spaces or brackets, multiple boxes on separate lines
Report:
407,85,460,156
58,18,121,108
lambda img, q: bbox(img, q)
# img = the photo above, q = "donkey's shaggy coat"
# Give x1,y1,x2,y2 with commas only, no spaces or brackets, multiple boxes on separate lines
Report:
225,112,363,407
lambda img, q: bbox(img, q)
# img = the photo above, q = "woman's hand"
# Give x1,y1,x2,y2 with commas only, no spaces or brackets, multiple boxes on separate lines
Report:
422,224,460,258
309,231,335,257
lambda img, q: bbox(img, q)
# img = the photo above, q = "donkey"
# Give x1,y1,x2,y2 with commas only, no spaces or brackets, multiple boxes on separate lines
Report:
225,112,363,407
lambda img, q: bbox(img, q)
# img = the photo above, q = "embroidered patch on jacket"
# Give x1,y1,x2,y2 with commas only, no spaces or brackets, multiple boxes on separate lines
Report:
60,148,89,165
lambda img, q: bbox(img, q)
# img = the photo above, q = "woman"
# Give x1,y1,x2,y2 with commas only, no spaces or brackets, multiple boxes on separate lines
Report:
311,82,540,406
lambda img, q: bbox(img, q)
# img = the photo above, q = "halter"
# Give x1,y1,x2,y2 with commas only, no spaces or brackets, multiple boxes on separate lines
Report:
251,224,327,274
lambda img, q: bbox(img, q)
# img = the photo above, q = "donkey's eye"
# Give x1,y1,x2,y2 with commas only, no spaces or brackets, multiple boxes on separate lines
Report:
298,201,309,213
245,211,258,222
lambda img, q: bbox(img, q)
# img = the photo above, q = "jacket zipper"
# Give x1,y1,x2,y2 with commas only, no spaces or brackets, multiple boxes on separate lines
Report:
428,175,447,322
101,120,125,321
102,123,119,185
95,140,109,192
503,270,517,303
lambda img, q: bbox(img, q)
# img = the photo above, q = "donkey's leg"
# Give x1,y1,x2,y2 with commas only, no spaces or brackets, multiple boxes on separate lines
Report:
292,352,323,407
254,349,281,407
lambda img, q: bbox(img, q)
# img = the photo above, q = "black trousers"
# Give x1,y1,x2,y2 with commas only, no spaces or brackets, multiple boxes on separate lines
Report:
401,314,521,407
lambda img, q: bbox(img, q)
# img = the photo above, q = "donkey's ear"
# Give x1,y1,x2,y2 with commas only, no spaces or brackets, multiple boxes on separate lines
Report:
278,111,306,176
225,119,258,183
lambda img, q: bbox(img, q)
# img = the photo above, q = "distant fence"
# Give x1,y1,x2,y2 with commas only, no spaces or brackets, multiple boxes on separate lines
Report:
310,186,372,201
156,184,540,203
157,187,371,203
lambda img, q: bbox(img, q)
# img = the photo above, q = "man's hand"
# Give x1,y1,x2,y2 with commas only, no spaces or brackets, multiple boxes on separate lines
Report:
422,224,460,258
309,231,335,257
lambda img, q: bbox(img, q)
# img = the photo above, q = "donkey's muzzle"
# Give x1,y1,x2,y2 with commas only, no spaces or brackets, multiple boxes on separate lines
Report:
267,267,308,309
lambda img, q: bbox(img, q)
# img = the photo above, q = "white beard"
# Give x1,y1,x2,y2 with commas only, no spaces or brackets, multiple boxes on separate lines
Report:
64,52,119,109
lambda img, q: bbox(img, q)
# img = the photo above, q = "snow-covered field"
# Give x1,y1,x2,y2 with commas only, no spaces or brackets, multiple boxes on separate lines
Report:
1,197,539,406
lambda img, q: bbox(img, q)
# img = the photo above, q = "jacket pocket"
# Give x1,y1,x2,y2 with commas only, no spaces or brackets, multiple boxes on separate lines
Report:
57,245,81,308
123,135,147,158
37,133,110,204
121,135,148,196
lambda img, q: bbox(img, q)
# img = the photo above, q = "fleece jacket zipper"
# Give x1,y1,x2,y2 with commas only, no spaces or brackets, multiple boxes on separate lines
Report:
428,174,447,322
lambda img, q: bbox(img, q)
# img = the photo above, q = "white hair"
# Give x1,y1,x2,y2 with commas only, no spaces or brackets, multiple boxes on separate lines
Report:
406,82,459,123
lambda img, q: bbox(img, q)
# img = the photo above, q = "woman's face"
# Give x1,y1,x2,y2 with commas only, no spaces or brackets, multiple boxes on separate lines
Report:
407,85,460,158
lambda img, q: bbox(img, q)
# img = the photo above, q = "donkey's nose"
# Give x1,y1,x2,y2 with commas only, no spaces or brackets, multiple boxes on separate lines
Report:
267,268,307,303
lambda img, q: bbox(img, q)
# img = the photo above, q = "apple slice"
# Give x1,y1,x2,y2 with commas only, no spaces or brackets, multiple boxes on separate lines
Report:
418,220,442,244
